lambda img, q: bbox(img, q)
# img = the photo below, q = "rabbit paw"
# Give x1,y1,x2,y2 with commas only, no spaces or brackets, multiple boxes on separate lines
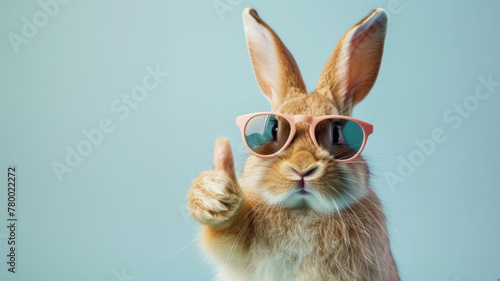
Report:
188,170,243,226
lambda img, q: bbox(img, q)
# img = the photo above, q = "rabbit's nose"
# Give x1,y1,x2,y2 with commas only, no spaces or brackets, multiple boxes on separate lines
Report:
290,165,319,179
284,162,325,181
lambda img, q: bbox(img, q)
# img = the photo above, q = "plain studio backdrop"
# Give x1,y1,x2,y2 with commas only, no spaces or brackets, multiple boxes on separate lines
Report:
0,0,499,280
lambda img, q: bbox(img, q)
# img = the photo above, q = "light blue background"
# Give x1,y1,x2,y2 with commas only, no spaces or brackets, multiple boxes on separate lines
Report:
1,0,499,280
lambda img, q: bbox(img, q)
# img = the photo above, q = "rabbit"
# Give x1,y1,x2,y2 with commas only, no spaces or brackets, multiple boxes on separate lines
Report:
187,7,400,281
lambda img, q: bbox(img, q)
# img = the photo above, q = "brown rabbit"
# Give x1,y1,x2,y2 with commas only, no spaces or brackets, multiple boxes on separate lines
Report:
187,7,400,281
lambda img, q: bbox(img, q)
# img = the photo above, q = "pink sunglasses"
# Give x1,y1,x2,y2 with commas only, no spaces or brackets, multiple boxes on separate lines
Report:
236,112,373,162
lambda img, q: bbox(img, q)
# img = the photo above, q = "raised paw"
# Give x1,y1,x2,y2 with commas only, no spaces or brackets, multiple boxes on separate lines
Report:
187,138,243,226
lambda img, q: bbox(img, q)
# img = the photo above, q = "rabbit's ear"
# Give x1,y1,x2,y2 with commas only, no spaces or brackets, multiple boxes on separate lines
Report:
243,8,306,109
316,8,388,115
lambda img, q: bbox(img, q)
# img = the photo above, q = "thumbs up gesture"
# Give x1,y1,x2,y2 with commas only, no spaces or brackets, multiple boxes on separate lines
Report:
213,137,237,181
188,138,243,227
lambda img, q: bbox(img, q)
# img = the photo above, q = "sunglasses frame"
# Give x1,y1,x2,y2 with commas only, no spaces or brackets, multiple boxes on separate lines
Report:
236,112,374,162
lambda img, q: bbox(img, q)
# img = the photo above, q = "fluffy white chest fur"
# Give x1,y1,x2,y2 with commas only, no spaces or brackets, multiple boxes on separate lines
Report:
215,213,316,281
207,208,384,281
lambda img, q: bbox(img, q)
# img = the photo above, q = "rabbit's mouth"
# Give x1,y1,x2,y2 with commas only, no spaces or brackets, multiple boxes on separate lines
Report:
297,189,310,195
273,182,338,213
295,176,312,195
267,171,364,213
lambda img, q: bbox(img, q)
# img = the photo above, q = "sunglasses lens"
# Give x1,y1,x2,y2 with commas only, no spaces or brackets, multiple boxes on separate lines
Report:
244,114,291,156
315,118,365,160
